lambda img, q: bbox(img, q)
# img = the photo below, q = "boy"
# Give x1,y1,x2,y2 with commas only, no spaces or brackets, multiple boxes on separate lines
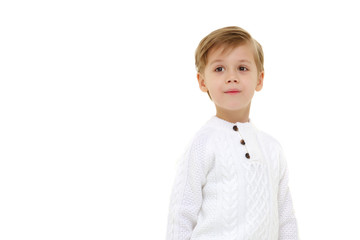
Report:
166,26,298,240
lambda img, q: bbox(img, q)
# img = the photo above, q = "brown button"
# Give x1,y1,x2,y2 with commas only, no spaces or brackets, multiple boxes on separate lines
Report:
245,153,250,159
240,139,245,145
233,125,238,131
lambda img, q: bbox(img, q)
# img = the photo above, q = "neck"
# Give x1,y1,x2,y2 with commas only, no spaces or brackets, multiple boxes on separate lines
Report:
215,104,251,124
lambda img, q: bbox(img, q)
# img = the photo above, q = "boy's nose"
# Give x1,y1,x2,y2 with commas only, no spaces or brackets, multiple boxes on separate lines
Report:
226,78,238,83
226,69,239,83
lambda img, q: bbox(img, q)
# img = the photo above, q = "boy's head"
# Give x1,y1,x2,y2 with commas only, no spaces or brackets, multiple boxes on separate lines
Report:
195,26,264,121
195,26,264,76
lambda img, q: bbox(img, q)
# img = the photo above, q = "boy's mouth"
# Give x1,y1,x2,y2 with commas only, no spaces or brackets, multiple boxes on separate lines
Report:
224,89,241,94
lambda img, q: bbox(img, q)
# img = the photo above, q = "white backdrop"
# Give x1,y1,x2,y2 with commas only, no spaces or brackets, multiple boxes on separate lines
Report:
1,0,359,239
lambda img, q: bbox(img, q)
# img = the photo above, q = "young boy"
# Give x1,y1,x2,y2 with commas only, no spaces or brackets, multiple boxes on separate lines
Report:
166,26,298,240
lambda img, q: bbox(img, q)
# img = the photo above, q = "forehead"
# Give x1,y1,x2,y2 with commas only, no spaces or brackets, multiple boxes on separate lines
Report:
207,42,255,63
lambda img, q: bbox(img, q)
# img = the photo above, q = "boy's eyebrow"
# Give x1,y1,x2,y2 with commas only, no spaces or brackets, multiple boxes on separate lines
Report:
209,59,252,65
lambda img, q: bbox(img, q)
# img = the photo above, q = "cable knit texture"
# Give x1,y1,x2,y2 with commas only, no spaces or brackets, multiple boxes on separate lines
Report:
166,116,299,240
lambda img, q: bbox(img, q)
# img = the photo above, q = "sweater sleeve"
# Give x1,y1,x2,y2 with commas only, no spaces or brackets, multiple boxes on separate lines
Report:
166,134,210,240
278,147,299,240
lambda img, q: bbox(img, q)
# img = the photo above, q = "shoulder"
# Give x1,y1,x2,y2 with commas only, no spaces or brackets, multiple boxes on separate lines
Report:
176,124,218,170
179,121,224,164
255,128,288,174
185,124,219,152
256,128,283,155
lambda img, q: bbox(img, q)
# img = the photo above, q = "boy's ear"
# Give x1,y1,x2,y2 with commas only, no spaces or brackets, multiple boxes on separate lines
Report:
255,71,264,91
197,73,208,93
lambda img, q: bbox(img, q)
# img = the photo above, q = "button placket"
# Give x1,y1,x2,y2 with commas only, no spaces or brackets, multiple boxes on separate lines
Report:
233,124,250,159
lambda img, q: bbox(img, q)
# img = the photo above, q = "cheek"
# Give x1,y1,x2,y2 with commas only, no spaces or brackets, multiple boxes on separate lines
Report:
206,77,221,89
242,80,257,96
213,82,224,94
246,75,259,89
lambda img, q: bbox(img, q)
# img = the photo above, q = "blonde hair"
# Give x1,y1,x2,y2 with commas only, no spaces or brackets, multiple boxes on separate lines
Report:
195,26,264,75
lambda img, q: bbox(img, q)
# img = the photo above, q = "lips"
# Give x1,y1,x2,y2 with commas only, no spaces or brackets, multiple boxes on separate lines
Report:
225,88,240,93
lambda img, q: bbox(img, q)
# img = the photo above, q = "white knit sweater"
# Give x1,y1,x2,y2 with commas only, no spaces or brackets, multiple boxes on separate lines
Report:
166,116,298,240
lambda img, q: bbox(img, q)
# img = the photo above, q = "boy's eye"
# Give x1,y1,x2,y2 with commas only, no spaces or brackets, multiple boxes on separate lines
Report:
239,66,248,71
215,67,224,72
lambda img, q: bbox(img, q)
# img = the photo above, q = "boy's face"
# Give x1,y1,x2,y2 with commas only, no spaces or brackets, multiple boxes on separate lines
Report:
197,43,264,119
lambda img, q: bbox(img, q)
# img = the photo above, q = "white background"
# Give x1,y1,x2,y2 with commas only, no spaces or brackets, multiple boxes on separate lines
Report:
1,0,359,239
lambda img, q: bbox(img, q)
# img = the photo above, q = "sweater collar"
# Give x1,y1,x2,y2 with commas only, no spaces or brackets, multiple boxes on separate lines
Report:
206,115,262,162
205,115,257,132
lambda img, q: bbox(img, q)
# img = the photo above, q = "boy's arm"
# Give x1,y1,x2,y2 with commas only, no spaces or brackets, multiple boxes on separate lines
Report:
278,148,299,240
166,136,209,240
